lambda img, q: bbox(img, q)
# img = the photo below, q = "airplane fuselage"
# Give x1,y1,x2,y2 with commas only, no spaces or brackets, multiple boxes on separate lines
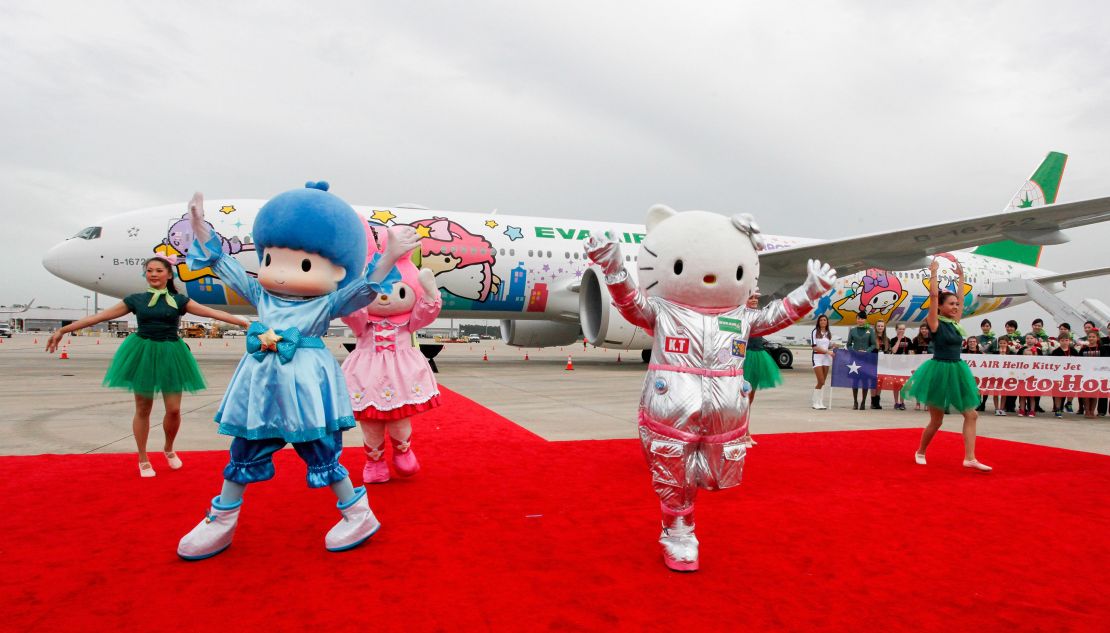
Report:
43,201,1053,337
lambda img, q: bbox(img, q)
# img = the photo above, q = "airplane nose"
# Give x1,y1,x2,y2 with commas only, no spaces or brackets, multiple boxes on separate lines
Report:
42,241,71,281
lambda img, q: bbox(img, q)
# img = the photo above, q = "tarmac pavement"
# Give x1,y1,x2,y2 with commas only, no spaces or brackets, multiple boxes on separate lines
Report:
1,332,1107,456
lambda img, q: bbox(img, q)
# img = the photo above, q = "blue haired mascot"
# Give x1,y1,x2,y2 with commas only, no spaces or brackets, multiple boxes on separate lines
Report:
177,183,419,560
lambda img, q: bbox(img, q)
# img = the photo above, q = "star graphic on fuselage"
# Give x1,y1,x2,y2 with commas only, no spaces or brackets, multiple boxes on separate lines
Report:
415,224,432,238
371,209,397,223
485,220,498,229
218,205,236,215
503,226,523,241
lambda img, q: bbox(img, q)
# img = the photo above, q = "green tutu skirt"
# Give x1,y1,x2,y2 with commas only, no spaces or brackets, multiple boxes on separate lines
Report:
103,335,206,396
900,358,979,412
743,349,783,390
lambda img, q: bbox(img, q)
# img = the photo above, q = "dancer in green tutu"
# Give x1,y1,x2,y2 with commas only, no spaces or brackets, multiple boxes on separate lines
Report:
901,257,991,472
46,256,249,477
742,291,782,447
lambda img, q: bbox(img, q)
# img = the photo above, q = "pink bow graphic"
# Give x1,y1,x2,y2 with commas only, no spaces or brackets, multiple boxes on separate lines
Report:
375,344,396,352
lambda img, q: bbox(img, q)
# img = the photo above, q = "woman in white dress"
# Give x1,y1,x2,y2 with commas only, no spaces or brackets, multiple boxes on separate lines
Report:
811,314,834,409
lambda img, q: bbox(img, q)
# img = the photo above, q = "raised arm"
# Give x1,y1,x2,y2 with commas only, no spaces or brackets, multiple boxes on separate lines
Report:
926,258,940,333
584,234,657,331
184,300,251,328
185,193,262,305
408,268,444,331
751,259,837,336
46,302,129,352
955,258,966,322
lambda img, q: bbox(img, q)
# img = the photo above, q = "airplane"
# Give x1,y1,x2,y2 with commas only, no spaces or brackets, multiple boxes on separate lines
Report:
42,152,1110,362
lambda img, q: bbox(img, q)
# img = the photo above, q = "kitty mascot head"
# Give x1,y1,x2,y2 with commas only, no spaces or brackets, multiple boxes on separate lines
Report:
252,181,367,297
637,204,763,310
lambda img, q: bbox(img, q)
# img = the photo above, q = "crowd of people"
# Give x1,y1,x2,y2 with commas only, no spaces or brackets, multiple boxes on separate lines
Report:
813,314,1110,419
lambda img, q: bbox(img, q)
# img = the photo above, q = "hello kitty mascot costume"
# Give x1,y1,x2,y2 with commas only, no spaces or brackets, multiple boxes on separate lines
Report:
585,205,836,572
341,225,442,483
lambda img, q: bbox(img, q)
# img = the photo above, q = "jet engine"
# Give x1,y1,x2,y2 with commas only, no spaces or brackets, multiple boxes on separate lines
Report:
499,319,581,348
578,268,653,350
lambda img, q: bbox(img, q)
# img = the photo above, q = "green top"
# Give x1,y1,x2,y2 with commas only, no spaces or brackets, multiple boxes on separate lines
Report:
976,333,997,353
123,292,189,341
930,319,963,362
846,326,877,352
748,336,765,351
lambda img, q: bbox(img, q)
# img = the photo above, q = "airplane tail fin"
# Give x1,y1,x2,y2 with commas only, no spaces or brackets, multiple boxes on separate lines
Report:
972,151,1067,267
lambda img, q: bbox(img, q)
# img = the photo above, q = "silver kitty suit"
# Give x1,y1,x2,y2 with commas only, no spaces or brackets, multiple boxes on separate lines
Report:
589,242,829,512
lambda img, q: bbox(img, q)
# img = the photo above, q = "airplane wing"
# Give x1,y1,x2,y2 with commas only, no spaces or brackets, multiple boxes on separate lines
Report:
1033,266,1110,285
0,299,34,314
758,196,1110,295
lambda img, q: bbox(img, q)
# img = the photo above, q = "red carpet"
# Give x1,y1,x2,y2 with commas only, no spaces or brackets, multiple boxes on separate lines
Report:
2,388,1108,632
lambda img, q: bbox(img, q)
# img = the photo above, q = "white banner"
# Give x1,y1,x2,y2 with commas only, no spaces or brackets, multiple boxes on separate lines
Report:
872,354,1110,397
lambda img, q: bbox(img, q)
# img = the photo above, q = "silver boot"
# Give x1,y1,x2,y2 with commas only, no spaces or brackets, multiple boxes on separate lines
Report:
660,507,699,572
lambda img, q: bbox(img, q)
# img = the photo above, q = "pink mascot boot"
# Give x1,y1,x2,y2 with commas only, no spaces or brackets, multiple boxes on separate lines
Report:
362,443,390,484
660,505,699,572
390,435,420,477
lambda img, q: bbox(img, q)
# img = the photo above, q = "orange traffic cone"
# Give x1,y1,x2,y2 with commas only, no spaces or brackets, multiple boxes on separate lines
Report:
617,353,622,363
483,352,488,362
33,338,38,344
96,339,100,345
524,352,530,361
565,355,574,371
60,349,69,360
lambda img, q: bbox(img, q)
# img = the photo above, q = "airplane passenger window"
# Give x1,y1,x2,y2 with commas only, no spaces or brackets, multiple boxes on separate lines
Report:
500,249,505,256
574,253,580,259
510,249,515,256
74,226,102,240
547,251,552,258
529,250,534,257
564,252,570,259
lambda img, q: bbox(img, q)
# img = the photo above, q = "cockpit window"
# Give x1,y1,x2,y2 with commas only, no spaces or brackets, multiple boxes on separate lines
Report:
73,226,102,240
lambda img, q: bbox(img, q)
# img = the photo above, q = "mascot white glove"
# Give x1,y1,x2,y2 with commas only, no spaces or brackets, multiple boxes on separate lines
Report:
418,268,439,299
584,233,624,277
188,192,213,255
804,259,837,302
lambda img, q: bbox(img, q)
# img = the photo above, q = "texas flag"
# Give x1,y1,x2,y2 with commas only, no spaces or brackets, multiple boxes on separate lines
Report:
831,350,878,389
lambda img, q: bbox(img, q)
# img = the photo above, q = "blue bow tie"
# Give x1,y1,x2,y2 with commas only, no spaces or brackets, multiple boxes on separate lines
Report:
246,322,310,364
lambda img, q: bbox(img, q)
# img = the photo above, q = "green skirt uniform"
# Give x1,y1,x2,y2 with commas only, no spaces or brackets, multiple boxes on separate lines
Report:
743,349,783,390
900,359,980,412
103,334,206,396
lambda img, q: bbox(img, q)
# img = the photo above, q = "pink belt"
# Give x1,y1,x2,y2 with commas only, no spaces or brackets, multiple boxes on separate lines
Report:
649,363,743,377
639,414,747,443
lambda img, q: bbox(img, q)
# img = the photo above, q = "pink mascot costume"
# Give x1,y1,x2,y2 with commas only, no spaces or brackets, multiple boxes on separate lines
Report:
585,205,836,572
341,225,442,483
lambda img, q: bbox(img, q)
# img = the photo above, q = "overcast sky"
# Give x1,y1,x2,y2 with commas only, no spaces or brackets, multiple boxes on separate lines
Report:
4,1,1110,329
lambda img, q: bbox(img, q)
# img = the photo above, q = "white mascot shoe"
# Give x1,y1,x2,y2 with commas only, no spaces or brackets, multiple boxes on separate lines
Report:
178,496,242,561
325,486,380,552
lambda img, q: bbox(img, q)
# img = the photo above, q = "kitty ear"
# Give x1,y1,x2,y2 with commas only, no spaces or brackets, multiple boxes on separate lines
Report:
646,204,677,232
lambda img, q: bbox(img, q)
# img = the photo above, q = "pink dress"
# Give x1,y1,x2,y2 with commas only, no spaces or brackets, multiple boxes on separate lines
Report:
341,296,442,421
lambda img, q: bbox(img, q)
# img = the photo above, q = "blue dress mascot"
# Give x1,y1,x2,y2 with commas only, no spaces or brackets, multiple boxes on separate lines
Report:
177,183,419,560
